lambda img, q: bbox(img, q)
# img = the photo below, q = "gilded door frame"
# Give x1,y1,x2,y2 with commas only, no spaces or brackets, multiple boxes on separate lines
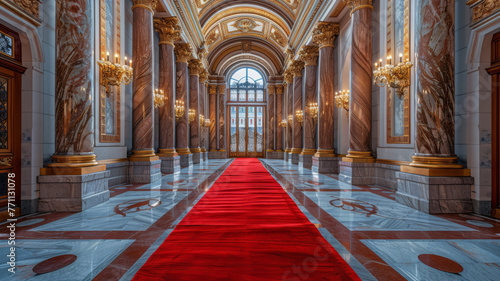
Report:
227,104,266,158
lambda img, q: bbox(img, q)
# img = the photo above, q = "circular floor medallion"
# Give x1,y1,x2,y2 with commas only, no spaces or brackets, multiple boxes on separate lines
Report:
466,220,494,228
32,254,77,274
17,218,45,227
459,214,483,220
418,254,463,274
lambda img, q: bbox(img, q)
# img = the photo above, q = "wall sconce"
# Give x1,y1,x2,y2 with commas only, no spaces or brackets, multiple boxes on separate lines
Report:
296,110,303,127
199,115,205,127
335,90,350,115
204,119,211,128
287,115,293,126
97,53,133,95
153,89,165,108
309,103,318,123
175,100,184,123
188,109,196,123
279,119,287,128
373,54,413,98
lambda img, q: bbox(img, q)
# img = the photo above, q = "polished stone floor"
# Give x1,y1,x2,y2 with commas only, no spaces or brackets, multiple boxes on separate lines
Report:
1,158,499,280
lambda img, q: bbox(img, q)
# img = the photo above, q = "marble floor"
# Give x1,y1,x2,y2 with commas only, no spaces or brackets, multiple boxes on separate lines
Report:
1,158,499,280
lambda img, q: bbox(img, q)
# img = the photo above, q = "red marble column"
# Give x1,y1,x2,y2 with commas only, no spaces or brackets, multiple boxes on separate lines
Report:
291,60,305,160
129,0,158,161
49,0,100,169
409,0,462,169
154,17,180,158
218,84,226,152
312,22,339,159
345,2,374,160
209,85,217,151
267,85,276,151
300,46,319,155
285,73,294,154
174,43,192,156
199,70,208,153
188,59,202,159
276,85,284,152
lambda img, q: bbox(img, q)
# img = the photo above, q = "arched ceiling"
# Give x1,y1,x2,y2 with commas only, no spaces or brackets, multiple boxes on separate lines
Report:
160,0,342,77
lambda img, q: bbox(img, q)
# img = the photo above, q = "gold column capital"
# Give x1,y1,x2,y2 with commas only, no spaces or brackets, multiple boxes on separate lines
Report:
276,85,283,94
132,0,157,13
218,84,226,94
289,60,305,77
345,0,374,15
209,84,218,94
199,68,209,83
299,45,319,66
188,59,203,76
153,17,181,46
312,22,340,49
283,70,293,84
267,85,276,93
174,43,192,63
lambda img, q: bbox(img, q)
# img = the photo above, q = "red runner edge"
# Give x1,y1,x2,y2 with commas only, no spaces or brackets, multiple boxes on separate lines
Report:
132,158,360,281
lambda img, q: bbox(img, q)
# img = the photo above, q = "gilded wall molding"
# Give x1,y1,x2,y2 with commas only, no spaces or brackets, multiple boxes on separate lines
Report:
153,17,181,46
467,0,500,23
312,22,340,49
0,0,41,26
174,43,192,63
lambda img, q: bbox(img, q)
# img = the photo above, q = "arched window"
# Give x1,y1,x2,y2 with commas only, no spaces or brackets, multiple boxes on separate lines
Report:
229,67,265,102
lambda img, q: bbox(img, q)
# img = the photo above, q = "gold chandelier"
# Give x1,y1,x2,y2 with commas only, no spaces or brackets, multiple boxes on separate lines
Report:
97,53,133,95
296,110,303,127
373,54,413,98
308,103,318,123
204,118,211,127
153,89,165,108
287,114,293,126
175,100,185,123
188,109,196,123
335,90,349,115
199,115,205,127
279,119,287,128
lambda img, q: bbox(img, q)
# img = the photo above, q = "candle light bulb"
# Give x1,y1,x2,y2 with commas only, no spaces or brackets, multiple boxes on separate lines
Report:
115,54,119,64
129,60,132,66
106,52,110,61
399,53,403,63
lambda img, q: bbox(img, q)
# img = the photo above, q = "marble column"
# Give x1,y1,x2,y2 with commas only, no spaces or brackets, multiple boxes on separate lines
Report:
276,85,284,155
284,72,294,161
267,85,276,152
218,84,226,154
154,17,180,174
39,0,109,212
312,22,340,173
290,60,304,165
209,85,217,152
299,46,319,169
127,0,161,183
188,59,202,164
174,43,193,168
397,0,472,214
199,69,208,161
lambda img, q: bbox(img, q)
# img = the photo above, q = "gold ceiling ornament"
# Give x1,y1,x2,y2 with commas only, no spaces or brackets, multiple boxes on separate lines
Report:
174,43,192,63
289,60,305,77
1,0,41,26
188,59,203,76
283,70,294,84
284,0,301,10
345,0,373,15
467,0,500,23
299,45,319,66
312,22,340,49
209,84,218,94
206,29,220,46
132,0,157,13
231,18,258,33
153,17,181,46
270,29,287,47
199,68,209,83
241,41,252,53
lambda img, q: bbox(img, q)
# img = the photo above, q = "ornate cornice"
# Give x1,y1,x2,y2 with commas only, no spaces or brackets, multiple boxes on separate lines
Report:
299,45,319,66
188,59,203,76
132,0,157,13
289,60,305,77
154,17,181,46
467,0,500,23
174,43,192,63
345,0,373,15
312,22,340,49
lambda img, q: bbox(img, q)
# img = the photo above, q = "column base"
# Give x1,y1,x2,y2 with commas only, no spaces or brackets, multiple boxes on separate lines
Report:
285,152,293,162
299,154,313,169
343,150,375,163
338,160,376,185
395,171,474,214
157,148,178,158
128,160,161,184
180,154,193,168
191,152,201,164
129,150,160,162
312,156,340,174
208,151,227,159
159,155,180,174
267,151,284,159
38,170,110,212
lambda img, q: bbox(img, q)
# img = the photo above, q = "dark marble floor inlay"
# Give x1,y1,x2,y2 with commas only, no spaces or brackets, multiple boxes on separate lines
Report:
32,254,78,275
418,254,464,274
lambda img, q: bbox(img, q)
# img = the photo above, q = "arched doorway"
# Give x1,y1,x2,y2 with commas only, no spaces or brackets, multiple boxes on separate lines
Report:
227,67,266,157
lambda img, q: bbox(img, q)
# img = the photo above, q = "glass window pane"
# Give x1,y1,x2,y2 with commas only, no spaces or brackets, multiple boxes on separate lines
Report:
231,69,246,82
230,106,237,152
248,107,255,152
256,107,263,152
238,107,246,152
247,90,255,101
247,68,262,81
230,89,238,101
256,90,264,101
238,90,246,101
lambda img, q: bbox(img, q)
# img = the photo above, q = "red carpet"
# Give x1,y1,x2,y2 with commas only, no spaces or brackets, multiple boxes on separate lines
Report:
132,158,360,280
